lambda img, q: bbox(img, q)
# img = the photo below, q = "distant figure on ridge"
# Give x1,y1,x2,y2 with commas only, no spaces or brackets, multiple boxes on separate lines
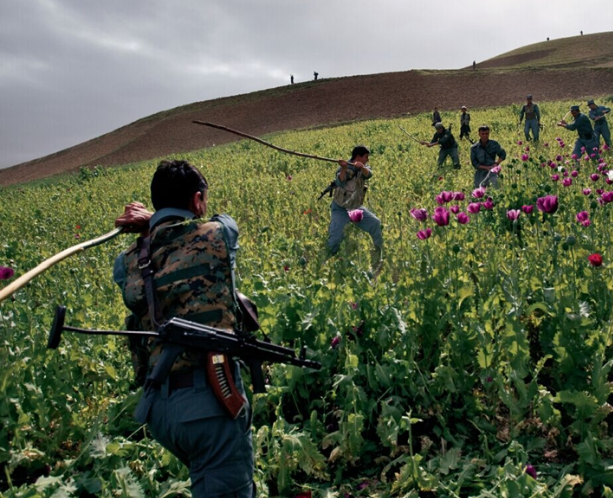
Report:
314,71,319,81
587,99,611,147
421,122,461,170
290,74,294,85
471,125,506,188
472,61,476,70
459,106,473,142
557,105,599,161
519,94,541,142
431,106,441,127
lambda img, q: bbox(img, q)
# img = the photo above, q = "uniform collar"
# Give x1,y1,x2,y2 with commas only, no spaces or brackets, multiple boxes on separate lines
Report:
150,208,196,229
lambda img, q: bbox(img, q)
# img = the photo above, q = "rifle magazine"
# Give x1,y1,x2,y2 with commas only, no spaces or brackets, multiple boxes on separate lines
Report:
206,352,247,419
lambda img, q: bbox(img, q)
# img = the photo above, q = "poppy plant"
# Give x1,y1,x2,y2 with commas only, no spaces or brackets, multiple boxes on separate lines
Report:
432,207,450,226
416,228,432,240
482,198,494,210
450,205,460,214
348,209,364,223
410,208,428,221
456,212,470,224
522,205,534,214
0,266,15,280
506,209,521,221
467,202,481,214
588,253,603,267
536,195,558,214
576,211,590,226
435,191,454,204
472,186,486,199
453,191,465,201
602,191,613,204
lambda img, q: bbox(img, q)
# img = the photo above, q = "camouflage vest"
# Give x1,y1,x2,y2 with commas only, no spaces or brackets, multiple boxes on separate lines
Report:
524,104,536,120
121,217,236,374
333,168,367,210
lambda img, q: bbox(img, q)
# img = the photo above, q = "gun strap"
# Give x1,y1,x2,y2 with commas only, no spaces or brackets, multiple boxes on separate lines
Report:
137,236,163,327
206,352,247,419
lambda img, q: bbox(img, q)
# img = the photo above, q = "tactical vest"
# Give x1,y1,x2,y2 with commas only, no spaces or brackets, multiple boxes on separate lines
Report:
333,168,367,210
121,218,236,374
524,104,536,120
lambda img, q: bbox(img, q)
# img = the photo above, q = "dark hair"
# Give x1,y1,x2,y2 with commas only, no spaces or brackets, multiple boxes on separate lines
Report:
478,125,490,132
151,160,208,210
350,145,370,161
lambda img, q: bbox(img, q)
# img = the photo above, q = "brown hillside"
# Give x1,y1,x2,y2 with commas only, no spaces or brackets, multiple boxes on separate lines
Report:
1,43,613,188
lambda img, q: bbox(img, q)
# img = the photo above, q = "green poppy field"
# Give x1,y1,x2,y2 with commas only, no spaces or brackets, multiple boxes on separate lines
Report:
1,99,613,497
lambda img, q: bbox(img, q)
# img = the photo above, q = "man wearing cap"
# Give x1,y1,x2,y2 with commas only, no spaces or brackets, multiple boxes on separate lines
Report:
432,106,442,127
327,145,383,269
557,105,599,160
421,123,461,170
519,95,541,141
459,106,472,142
587,99,611,148
471,125,506,188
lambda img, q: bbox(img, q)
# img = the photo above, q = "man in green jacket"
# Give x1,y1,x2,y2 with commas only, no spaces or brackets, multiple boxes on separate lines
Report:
587,99,611,148
421,122,461,169
558,105,600,160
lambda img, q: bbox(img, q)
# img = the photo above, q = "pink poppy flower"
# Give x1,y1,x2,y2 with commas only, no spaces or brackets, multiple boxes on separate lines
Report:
522,205,534,214
602,191,613,204
588,254,603,267
591,173,600,182
576,211,589,223
348,209,364,223
563,178,572,187
432,207,450,226
521,154,529,162
507,209,521,221
450,205,460,214
571,170,578,177
410,208,428,222
453,191,465,201
456,212,470,224
536,195,558,214
551,174,560,182
583,188,592,195
472,186,486,198
0,266,15,280
416,228,432,240
467,202,481,214
482,198,494,210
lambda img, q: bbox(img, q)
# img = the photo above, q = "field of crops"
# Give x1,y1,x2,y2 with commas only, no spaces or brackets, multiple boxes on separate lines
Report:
1,99,613,497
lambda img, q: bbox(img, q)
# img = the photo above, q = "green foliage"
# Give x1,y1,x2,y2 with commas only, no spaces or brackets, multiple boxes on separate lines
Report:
1,100,613,497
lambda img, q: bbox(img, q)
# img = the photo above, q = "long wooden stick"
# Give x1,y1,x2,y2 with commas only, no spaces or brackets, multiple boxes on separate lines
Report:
397,124,423,144
193,121,344,164
0,227,124,303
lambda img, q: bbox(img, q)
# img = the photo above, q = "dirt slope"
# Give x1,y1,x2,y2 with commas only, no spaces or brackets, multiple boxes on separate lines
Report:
1,49,613,187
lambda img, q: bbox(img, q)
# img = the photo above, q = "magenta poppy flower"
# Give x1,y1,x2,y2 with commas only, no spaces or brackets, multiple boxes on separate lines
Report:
453,191,465,201
450,205,460,214
571,170,578,177
287,175,293,181
590,173,600,182
410,208,428,222
456,212,470,224
507,209,521,221
591,153,597,159
602,191,613,204
581,146,586,153
491,165,501,174
544,142,549,147
331,336,341,348
563,178,572,187
572,153,579,160
521,154,529,162
597,188,605,195
536,195,558,214
517,140,523,145
416,228,432,240
0,266,15,280
576,211,589,223
472,186,486,199
482,198,494,210
522,205,534,214
348,209,364,223
467,202,481,214
583,188,592,195
525,465,537,479
435,191,454,205
551,174,560,182
556,155,563,162
432,207,450,226
549,162,557,169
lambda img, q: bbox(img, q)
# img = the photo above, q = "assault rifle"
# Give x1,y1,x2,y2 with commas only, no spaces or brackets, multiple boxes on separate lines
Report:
48,305,321,394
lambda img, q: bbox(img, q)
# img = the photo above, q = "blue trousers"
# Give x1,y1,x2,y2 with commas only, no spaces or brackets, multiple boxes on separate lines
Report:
524,119,539,141
595,122,611,147
136,367,255,498
327,202,383,254
438,146,460,168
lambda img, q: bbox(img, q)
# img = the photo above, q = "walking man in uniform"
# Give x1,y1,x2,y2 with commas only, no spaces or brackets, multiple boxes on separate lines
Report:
421,122,461,170
558,105,600,160
587,99,611,147
459,106,472,142
114,160,255,498
519,95,541,142
471,125,506,188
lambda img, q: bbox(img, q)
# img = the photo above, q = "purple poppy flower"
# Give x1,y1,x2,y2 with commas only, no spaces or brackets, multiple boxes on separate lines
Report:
551,174,560,182
432,207,450,226
602,191,613,204
467,202,481,214
416,228,432,240
549,161,557,169
571,170,579,177
563,178,572,187
597,188,605,195
0,266,15,280
556,155,563,162
331,336,341,348
572,153,579,160
348,209,364,223
450,205,460,214
472,186,486,198
521,154,529,162
491,165,501,174
536,195,558,214
517,140,523,145
453,191,465,201
581,188,591,196
525,465,537,479
410,208,428,221
507,209,521,221
456,212,470,224
521,205,534,214
482,198,494,210
576,211,589,223
591,173,600,182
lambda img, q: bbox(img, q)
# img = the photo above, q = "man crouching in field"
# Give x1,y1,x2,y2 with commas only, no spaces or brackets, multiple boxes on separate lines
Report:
113,160,255,498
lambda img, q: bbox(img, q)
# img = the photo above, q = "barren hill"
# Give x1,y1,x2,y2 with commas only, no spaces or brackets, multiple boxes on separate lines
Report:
1,32,612,187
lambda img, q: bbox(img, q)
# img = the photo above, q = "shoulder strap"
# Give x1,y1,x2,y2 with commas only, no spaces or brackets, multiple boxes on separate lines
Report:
136,236,163,327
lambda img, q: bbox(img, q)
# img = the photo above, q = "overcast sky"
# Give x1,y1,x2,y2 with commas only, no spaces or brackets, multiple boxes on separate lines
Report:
1,0,610,169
